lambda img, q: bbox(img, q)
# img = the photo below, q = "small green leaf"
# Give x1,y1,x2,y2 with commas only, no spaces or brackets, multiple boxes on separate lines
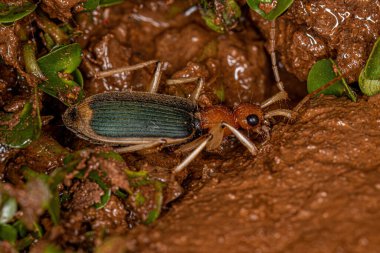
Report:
99,0,124,7
359,38,380,96
23,42,45,79
13,221,27,238
0,2,37,23
83,0,100,11
307,59,357,101
0,197,17,224
200,0,241,33
88,171,111,209
135,192,146,206
214,84,225,102
247,0,294,20
43,244,64,253
0,101,42,148
16,235,35,251
144,181,164,225
37,43,84,105
0,223,17,243
47,194,60,225
22,167,65,224
125,169,165,224
98,151,124,162
36,13,69,45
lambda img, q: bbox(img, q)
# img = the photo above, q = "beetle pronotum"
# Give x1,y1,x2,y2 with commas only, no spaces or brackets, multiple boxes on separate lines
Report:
63,20,292,173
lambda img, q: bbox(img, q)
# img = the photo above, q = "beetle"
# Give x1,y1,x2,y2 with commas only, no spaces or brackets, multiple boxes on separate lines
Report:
63,14,295,173
63,58,293,173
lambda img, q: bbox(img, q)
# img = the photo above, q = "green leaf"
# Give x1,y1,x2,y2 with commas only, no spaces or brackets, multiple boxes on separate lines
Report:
0,223,17,243
214,84,225,102
82,0,123,11
43,244,64,253
201,0,241,33
307,59,357,101
83,0,100,11
23,43,45,79
125,169,165,224
0,101,42,148
99,0,124,7
359,38,380,96
0,2,37,23
22,167,65,224
37,43,84,105
47,194,60,225
88,171,111,209
247,0,294,20
16,235,35,251
0,197,17,224
144,181,164,225
97,151,124,162
13,221,27,238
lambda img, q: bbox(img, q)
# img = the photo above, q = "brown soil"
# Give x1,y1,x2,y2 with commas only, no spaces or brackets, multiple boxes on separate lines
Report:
1,0,380,252
122,95,380,253
251,0,380,83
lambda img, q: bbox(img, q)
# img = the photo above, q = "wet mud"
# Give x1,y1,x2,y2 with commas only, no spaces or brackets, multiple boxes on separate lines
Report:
123,96,380,253
251,0,380,82
1,0,380,252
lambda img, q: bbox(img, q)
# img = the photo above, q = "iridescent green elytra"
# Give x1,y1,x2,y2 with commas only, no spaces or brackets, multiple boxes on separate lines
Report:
63,91,198,145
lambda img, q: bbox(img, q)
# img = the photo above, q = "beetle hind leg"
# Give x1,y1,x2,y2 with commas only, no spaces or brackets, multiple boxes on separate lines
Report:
114,139,167,153
173,134,212,173
166,77,205,103
93,60,166,93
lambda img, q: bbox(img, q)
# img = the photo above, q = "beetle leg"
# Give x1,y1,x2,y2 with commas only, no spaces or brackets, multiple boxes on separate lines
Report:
94,59,159,79
166,77,205,103
173,134,212,173
221,122,258,156
190,78,205,103
175,134,211,154
147,61,164,93
264,109,293,120
269,20,285,92
260,91,288,108
259,125,271,145
266,20,290,107
114,139,167,153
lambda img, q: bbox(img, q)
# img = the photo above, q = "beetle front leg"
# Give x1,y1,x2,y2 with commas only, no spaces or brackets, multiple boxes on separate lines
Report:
221,122,258,156
268,20,289,105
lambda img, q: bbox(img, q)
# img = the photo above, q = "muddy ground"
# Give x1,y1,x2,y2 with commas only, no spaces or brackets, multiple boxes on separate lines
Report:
119,96,380,253
1,0,380,252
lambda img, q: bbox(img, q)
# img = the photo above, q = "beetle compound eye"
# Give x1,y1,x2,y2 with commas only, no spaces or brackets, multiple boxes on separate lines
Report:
246,114,259,126
233,103,263,130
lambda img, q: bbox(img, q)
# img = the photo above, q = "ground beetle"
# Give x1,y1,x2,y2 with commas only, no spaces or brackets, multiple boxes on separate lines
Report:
64,55,292,173
63,5,297,173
